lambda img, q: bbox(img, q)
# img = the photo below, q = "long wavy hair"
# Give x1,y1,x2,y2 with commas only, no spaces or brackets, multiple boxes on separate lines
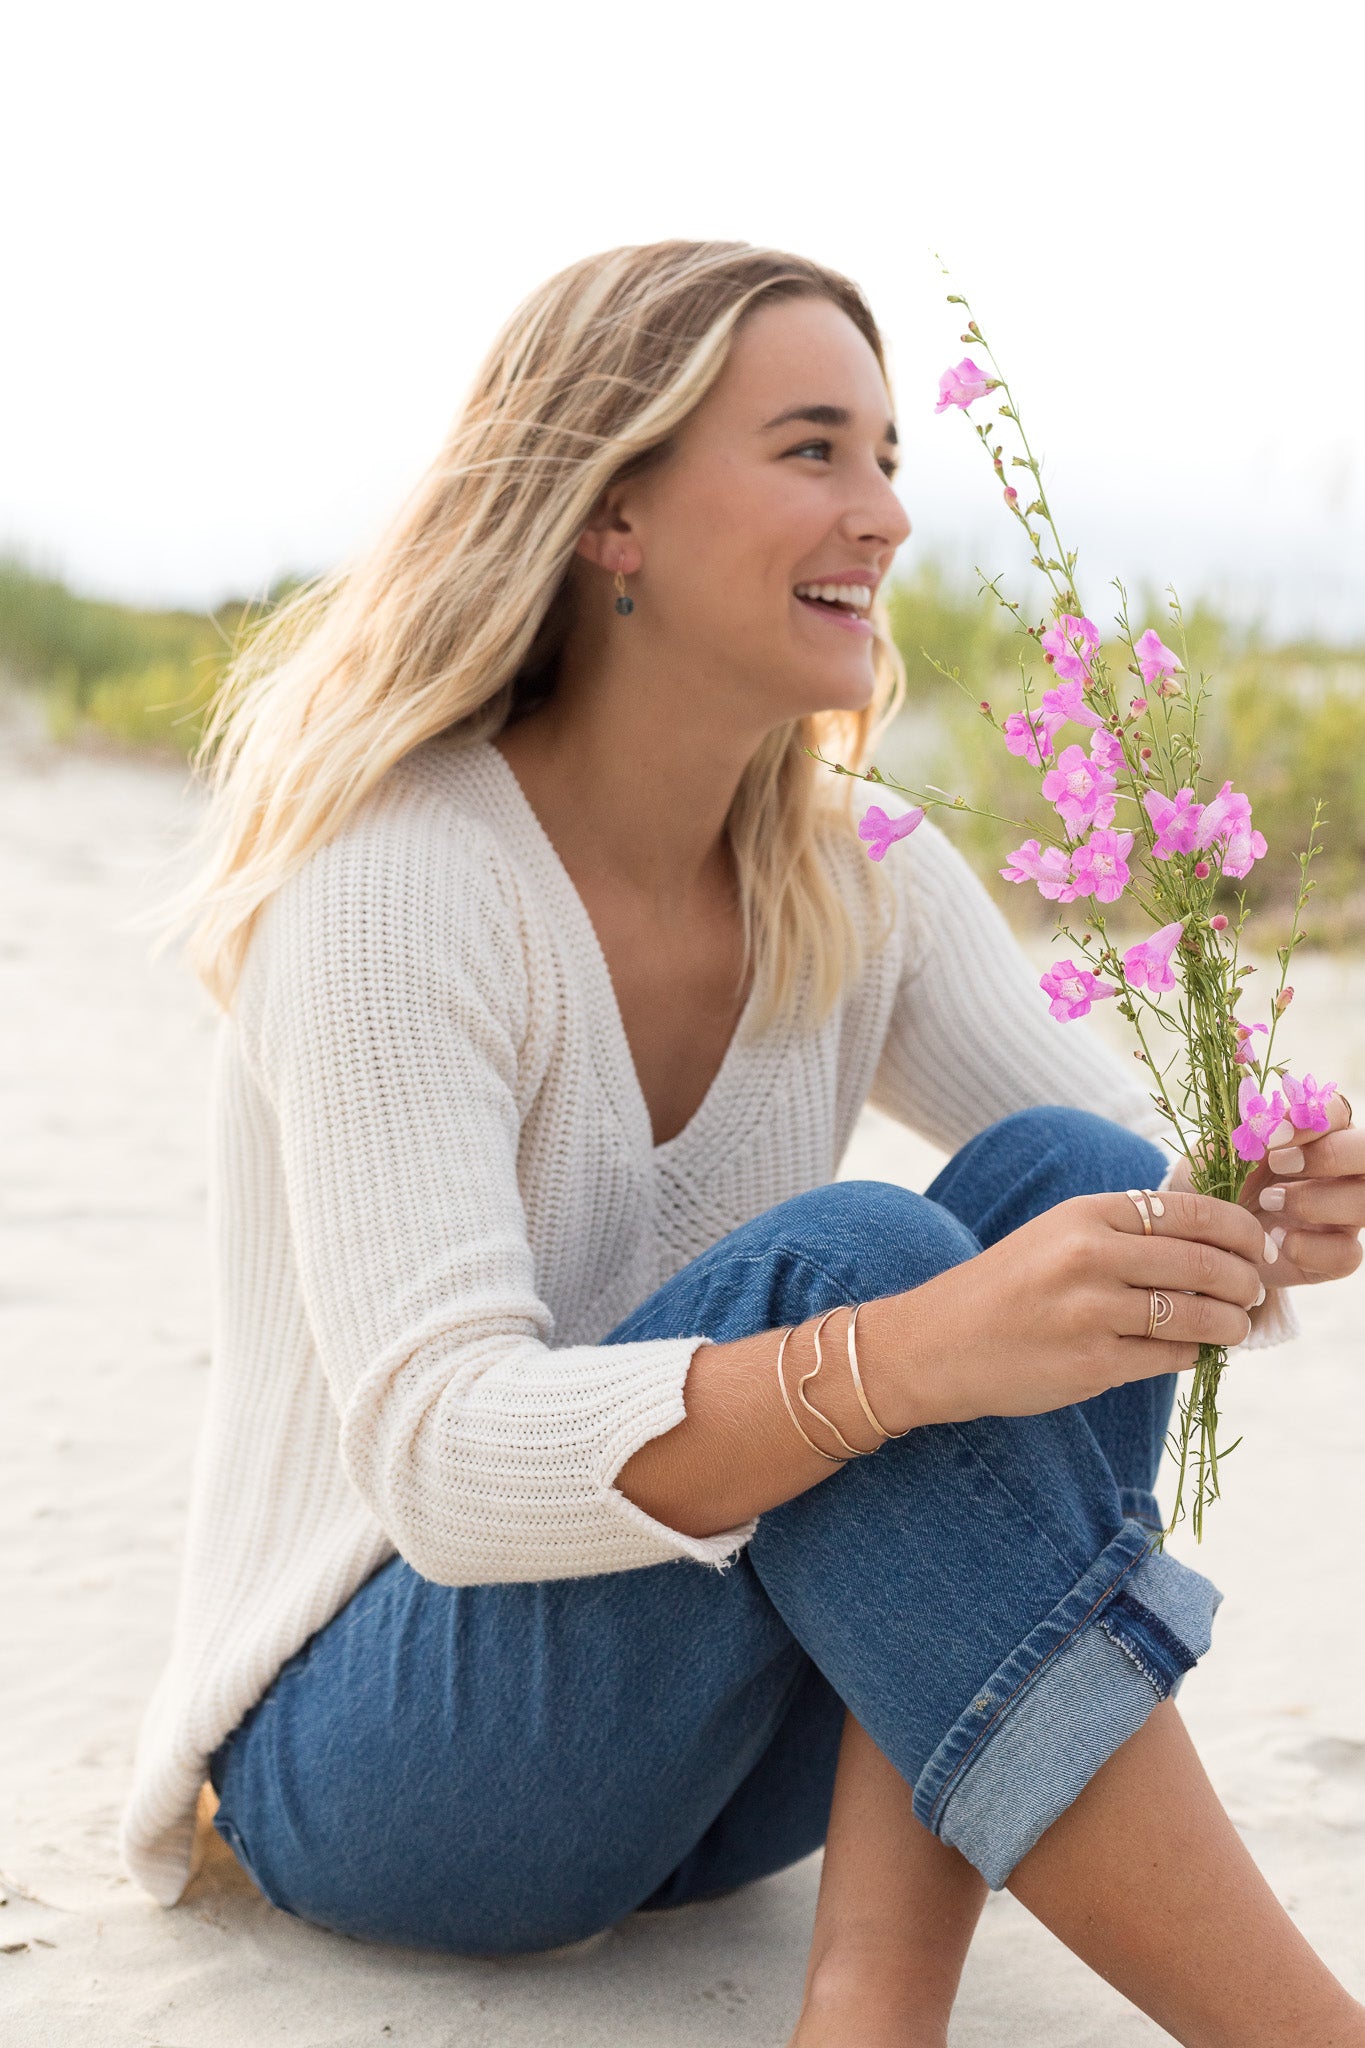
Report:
154,239,906,1032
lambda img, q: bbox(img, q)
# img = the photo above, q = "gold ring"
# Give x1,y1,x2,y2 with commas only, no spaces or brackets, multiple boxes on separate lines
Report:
1124,1188,1164,1234
1340,1093,1355,1126
1146,1287,1175,1339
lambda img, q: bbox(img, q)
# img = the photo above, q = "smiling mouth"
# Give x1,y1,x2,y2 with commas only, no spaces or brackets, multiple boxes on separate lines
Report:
792,579,874,617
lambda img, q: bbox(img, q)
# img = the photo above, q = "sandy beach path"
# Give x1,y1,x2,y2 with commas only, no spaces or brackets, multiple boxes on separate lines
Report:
3,701,1363,2046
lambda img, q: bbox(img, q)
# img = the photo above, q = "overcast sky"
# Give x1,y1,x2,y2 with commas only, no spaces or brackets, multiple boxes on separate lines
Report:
5,0,1362,637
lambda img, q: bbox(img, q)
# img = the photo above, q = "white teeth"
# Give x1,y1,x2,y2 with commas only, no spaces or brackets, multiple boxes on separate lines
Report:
795,581,873,612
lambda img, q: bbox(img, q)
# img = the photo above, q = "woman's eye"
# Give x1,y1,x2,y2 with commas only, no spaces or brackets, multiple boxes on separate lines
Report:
785,438,899,481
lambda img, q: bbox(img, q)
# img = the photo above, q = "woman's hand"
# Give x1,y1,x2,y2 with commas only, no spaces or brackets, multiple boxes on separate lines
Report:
1170,1092,1363,1293
901,1186,1270,1427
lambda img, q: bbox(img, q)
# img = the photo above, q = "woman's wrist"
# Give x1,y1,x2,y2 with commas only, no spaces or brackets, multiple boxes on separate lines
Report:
770,1292,940,1458
834,1287,948,1440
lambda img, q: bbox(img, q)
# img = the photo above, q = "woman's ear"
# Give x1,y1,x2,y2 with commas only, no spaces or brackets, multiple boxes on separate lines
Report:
573,488,643,576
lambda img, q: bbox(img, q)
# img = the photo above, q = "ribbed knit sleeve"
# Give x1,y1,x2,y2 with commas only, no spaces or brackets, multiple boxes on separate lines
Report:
866,809,1178,1155
237,792,757,1586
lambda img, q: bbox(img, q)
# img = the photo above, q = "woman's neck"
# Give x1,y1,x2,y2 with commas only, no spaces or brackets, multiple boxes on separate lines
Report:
491,645,768,910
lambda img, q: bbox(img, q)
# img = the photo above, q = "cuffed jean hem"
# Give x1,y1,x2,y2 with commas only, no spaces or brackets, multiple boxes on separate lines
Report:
914,1501,1222,1890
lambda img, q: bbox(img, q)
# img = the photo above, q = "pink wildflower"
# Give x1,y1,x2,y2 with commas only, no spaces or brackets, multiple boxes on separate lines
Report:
1142,785,1204,859
1088,728,1126,776
1232,1020,1270,1067
1040,614,1101,686
1193,780,1268,879
1040,676,1106,731
1280,1071,1338,1132
1041,743,1118,833
1068,827,1135,903
1002,705,1067,766
1231,1074,1289,1162
1123,919,1185,994
1134,629,1182,688
1130,696,1148,713
934,357,994,412
1039,958,1119,1021
858,802,925,860
1000,838,1077,901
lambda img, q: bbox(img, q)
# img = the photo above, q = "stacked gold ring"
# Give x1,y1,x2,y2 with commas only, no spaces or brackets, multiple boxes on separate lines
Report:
1124,1187,1163,1234
1146,1288,1176,1338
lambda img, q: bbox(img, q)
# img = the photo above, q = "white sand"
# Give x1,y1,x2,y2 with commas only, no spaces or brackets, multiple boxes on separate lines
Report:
3,695,1363,2046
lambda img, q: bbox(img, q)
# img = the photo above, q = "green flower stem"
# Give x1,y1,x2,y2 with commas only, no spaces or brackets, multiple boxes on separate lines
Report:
820,289,1332,1537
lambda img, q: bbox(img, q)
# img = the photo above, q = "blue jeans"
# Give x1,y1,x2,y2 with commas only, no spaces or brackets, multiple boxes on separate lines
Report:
208,1106,1220,1954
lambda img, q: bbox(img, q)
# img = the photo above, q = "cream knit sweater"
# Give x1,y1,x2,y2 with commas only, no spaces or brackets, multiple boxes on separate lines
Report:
119,731,1299,1905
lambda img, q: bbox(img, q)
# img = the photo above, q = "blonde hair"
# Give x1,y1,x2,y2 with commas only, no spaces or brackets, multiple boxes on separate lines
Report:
155,239,906,1033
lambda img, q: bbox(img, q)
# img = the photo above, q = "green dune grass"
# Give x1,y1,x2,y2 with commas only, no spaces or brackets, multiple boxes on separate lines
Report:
3,554,1362,942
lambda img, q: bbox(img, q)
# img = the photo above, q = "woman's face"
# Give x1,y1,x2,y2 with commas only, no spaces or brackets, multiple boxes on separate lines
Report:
596,293,910,724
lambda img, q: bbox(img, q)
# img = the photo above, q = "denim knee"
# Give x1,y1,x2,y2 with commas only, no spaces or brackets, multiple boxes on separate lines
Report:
926,1107,1171,1248
772,1178,982,1305
988,1104,1170,1189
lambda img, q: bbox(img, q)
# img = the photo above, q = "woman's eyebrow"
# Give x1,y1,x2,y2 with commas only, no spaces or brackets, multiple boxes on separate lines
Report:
759,403,898,445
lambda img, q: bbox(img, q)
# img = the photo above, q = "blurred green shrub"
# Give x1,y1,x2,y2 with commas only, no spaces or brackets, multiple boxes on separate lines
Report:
0,556,276,755
2,553,1361,943
876,564,1365,948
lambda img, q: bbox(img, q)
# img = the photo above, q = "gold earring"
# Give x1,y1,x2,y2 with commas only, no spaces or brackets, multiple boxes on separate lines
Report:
613,568,634,616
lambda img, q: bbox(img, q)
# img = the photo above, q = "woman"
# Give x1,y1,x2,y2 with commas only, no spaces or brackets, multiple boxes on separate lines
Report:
121,240,1365,2045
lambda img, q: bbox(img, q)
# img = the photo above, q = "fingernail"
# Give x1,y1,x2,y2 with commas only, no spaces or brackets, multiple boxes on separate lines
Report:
1253,1280,1267,1305
1263,1229,1279,1262
1268,1117,1296,1146
1269,1226,1287,1252
1258,1184,1286,1211
1267,1145,1304,1174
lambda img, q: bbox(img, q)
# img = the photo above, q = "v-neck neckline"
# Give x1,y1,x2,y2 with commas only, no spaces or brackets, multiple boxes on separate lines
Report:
477,736,764,1162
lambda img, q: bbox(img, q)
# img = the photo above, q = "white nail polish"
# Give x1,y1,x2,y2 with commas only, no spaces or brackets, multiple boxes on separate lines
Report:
1269,1226,1287,1251
1253,1281,1267,1305
1267,1145,1304,1174
1267,1117,1296,1147
1263,1229,1279,1262
1258,1184,1286,1211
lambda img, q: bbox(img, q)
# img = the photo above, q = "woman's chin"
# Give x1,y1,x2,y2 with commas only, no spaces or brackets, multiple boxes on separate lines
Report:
798,656,878,716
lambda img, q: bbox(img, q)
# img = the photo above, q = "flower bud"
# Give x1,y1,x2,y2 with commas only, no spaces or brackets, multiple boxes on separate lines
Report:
1194,860,1210,878
1140,747,1152,759
1130,696,1148,712
1275,986,1294,1014
979,700,991,713
1003,486,1018,506
1210,914,1228,931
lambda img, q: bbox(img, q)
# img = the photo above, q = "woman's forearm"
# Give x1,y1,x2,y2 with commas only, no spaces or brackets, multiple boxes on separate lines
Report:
613,1287,934,1540
615,1167,1281,1542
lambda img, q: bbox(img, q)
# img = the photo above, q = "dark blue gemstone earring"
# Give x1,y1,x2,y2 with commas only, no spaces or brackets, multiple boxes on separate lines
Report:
613,568,635,616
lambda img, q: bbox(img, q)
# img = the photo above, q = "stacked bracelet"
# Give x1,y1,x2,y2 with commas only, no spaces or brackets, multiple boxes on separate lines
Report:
775,1302,909,1463
844,1302,913,1442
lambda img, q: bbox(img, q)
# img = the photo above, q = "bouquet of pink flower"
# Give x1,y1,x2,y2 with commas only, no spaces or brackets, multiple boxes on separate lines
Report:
818,293,1342,1539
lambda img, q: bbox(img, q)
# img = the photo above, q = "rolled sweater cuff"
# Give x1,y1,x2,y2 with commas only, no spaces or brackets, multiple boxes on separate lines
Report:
595,1337,760,1570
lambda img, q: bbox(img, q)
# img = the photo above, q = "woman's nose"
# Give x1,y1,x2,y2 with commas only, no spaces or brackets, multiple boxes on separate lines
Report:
844,477,911,551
